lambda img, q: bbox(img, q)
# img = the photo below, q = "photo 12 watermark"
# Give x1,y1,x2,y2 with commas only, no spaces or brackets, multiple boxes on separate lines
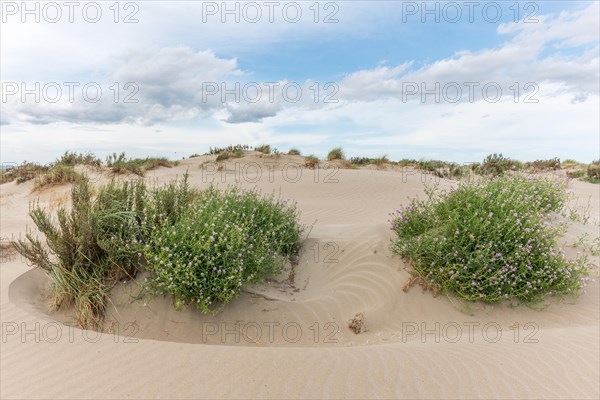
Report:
200,161,340,184
199,1,340,23
201,81,339,104
398,1,539,24
1,82,140,104
1,1,140,23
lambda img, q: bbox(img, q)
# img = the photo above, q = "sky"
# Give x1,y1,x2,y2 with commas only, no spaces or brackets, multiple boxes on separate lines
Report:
1,0,598,164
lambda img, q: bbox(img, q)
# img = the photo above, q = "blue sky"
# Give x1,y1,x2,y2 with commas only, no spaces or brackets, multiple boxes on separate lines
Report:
1,1,598,163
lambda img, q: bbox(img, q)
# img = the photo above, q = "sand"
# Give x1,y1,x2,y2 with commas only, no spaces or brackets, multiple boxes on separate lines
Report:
1,153,599,399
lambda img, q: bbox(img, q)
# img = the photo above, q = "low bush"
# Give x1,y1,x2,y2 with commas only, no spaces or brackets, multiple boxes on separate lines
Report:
1,163,49,184
55,151,101,167
255,144,271,154
145,186,303,312
390,175,590,303
304,155,319,169
106,153,178,176
585,160,600,183
350,156,389,167
288,148,301,156
327,147,345,161
13,175,196,328
525,158,561,171
33,164,83,190
478,153,521,176
207,144,251,156
567,170,585,179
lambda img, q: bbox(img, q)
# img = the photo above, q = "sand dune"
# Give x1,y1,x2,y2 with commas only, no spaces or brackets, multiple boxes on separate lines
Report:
1,153,599,398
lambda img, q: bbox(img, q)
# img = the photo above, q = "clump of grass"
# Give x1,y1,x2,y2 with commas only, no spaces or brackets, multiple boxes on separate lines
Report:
288,148,301,156
525,158,561,172
106,153,178,176
414,160,467,179
207,144,251,156
397,159,418,167
1,162,49,184
567,170,585,179
13,175,196,328
390,175,590,303
33,164,83,191
145,186,303,312
327,147,345,161
478,153,522,176
304,155,319,169
56,151,101,167
585,160,600,184
349,155,389,167
215,149,245,161
255,144,271,154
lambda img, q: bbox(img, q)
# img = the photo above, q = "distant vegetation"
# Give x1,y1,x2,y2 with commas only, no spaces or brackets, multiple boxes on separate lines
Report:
255,144,271,154
327,147,345,161
304,155,319,169
106,152,178,176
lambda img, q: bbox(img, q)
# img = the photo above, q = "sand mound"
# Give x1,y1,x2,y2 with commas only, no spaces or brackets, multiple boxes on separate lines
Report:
2,154,599,398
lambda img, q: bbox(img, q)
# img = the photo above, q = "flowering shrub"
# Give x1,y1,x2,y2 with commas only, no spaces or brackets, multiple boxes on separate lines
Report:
145,186,304,312
390,175,591,303
13,175,196,328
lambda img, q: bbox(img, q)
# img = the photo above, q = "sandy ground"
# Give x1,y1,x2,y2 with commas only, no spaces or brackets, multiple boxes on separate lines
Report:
1,153,599,399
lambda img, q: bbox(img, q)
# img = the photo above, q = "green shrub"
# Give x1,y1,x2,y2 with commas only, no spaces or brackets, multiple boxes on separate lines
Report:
479,153,521,176
106,153,178,176
13,175,196,328
525,158,561,171
304,155,319,169
145,186,303,312
349,156,389,166
1,162,49,184
215,149,244,161
397,159,418,167
33,164,83,190
390,175,590,303
585,160,600,183
207,144,251,156
55,151,101,167
567,170,585,179
327,147,345,161
255,144,271,154
288,148,301,156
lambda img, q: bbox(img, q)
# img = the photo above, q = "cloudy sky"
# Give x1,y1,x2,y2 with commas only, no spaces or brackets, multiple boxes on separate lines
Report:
1,0,598,164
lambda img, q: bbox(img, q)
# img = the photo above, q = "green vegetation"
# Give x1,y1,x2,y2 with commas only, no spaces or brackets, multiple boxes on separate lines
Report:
327,147,345,161
567,170,585,179
13,172,304,327
525,158,561,171
585,160,600,184
349,155,389,167
207,144,251,156
33,164,83,191
255,144,271,154
55,151,101,167
1,163,49,184
145,186,303,312
304,155,319,169
288,148,301,156
391,175,590,303
478,153,522,176
413,160,468,179
13,176,196,328
106,152,178,176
